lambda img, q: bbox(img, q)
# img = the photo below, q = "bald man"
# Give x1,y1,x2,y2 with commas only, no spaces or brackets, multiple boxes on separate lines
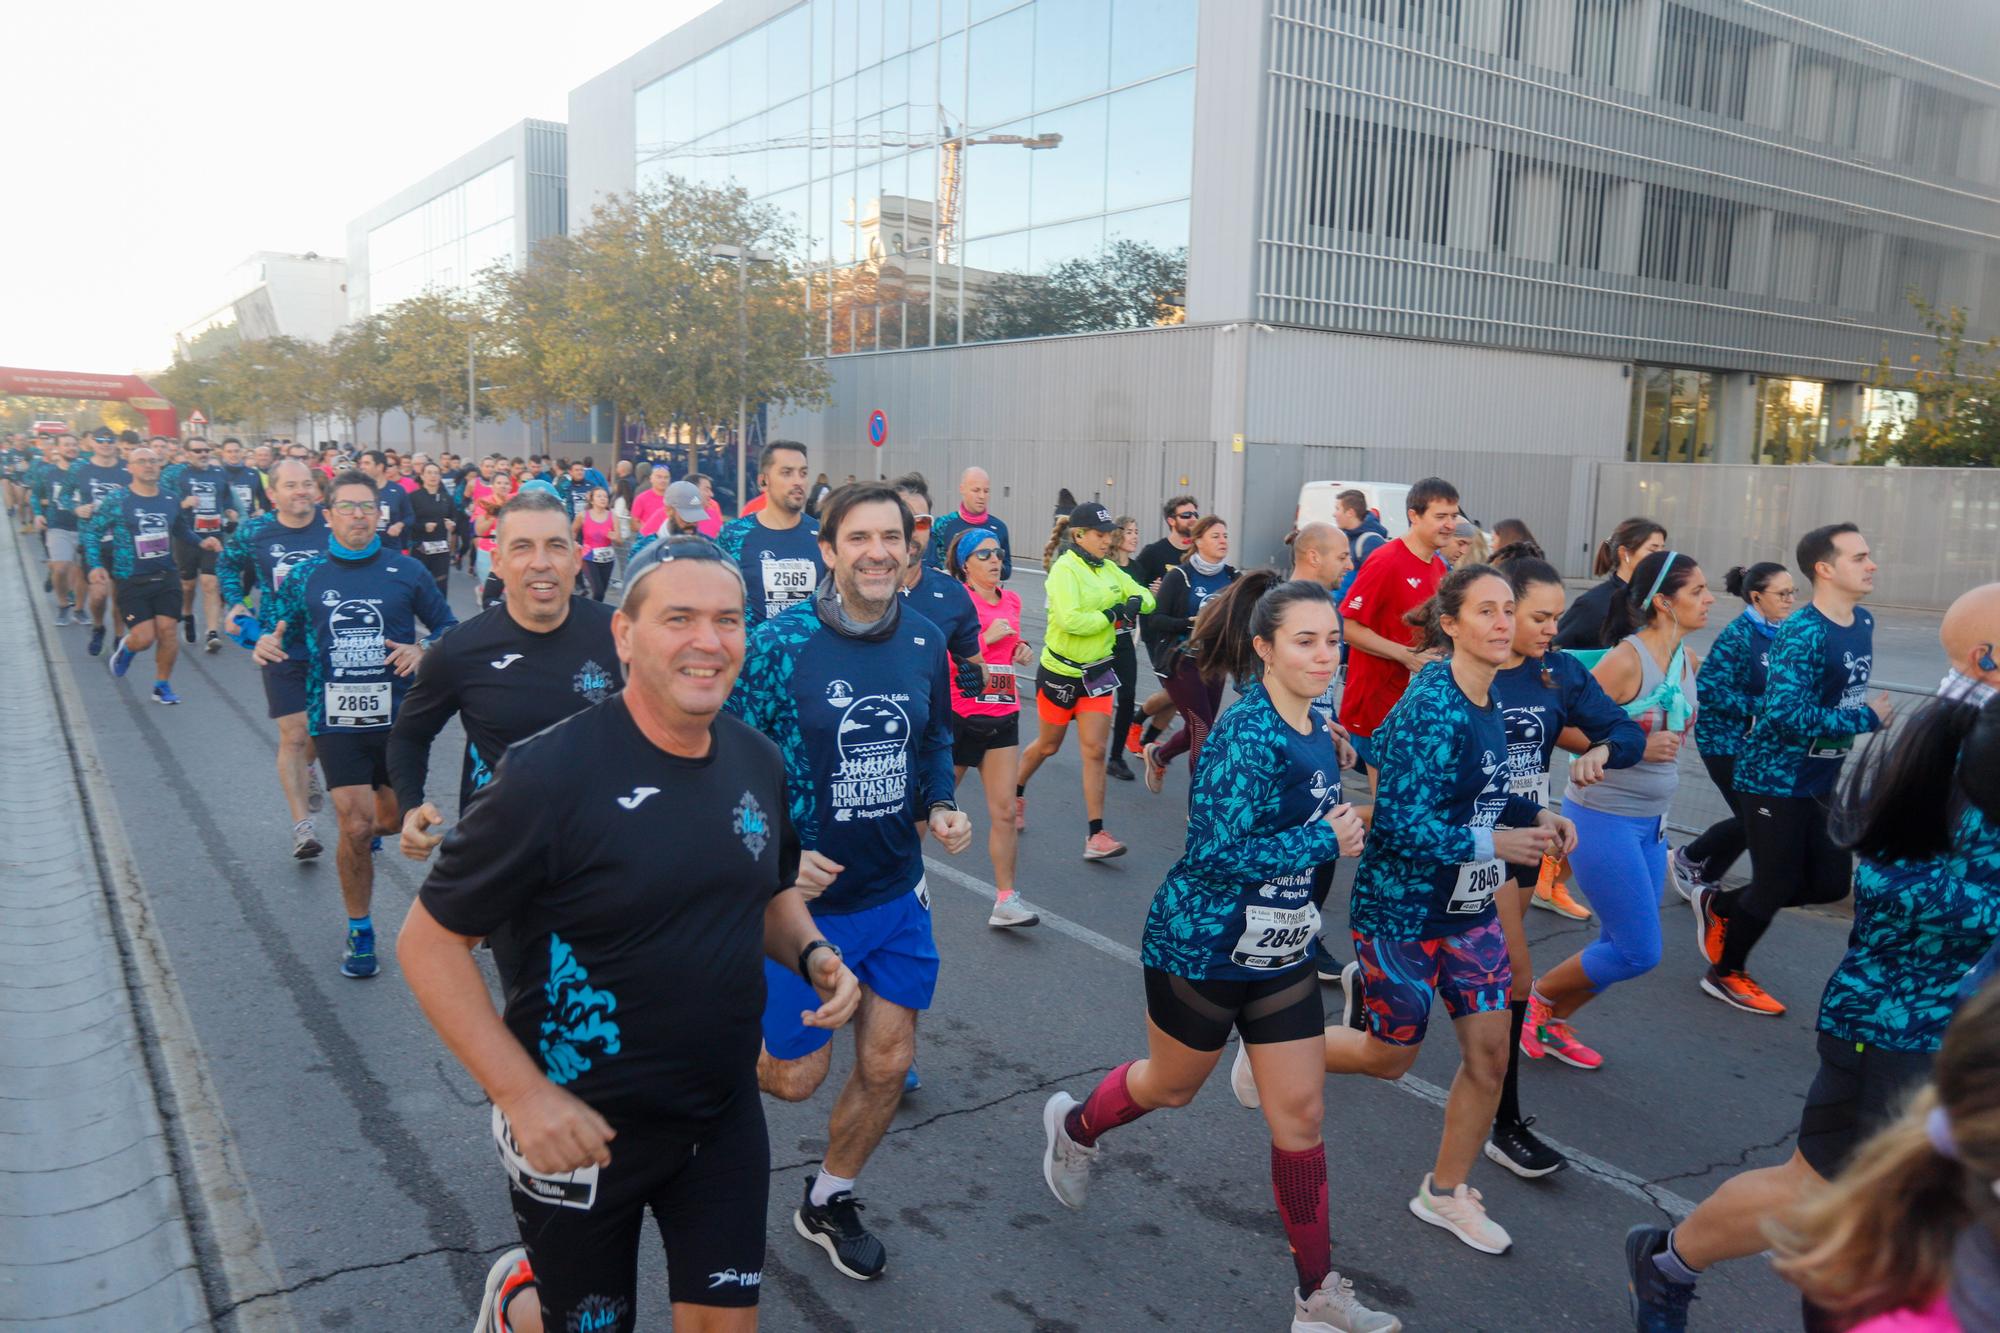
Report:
1289,518,1362,979
1939,581,2000,704
929,465,1012,578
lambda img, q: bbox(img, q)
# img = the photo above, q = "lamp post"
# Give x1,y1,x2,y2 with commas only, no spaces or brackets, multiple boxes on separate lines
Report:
706,243,777,517
449,311,477,457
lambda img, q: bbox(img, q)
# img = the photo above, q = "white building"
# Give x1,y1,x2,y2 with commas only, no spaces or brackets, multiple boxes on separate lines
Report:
176,252,348,357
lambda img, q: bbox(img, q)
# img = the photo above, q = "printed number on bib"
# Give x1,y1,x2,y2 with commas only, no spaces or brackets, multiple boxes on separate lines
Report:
1231,903,1321,970
194,513,223,533
977,663,1018,705
763,558,815,610
1509,771,1550,806
324,681,391,728
492,1105,597,1210
587,546,615,562
1448,858,1505,915
135,530,170,561
418,539,449,555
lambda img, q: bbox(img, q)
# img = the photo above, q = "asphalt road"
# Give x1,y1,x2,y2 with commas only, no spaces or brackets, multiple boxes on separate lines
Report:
32,548,1896,1332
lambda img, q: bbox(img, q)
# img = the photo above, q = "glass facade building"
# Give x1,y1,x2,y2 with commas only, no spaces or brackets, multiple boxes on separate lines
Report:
364,161,518,313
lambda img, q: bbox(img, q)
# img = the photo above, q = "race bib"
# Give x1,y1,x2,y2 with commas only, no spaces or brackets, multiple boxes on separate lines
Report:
492,1105,597,1211
194,512,223,533
1447,858,1505,915
1808,734,1855,760
418,539,449,555
1230,903,1321,970
1508,771,1549,806
231,484,253,514
324,681,391,728
762,557,815,612
913,877,931,912
376,501,394,530
976,663,1018,705
1081,657,1118,697
135,529,170,561
587,546,615,562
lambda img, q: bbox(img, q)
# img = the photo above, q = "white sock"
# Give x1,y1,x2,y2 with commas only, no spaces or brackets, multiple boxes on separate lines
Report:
809,1168,856,1208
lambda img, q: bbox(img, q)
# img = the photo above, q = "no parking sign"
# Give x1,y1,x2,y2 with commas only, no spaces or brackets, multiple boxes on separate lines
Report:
867,409,888,448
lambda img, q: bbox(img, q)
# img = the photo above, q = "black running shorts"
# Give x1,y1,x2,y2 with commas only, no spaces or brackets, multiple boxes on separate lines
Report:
1143,965,1324,1052
115,571,180,626
313,728,391,791
951,711,1019,768
1797,1032,1934,1179
174,536,219,579
261,657,309,720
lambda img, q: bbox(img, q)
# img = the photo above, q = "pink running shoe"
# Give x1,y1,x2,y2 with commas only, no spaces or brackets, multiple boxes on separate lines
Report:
1528,995,1603,1070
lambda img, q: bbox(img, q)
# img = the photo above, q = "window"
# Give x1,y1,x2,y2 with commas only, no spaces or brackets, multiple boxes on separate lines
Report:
1325,0,1462,42
1638,184,1736,288
1571,0,1622,84
1305,113,1453,246
1491,154,1609,268
1878,236,1949,313
1626,365,1716,462
1656,4,1753,119
1785,48,1865,149
1896,84,1976,179
1768,217,1863,306
1756,378,1828,464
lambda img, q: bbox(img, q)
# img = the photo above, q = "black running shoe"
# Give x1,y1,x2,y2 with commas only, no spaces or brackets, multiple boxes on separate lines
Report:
1314,936,1342,982
88,625,106,656
793,1178,886,1280
1339,960,1368,1032
1104,754,1135,782
181,615,196,643
1484,1117,1566,1178
1625,1225,1696,1332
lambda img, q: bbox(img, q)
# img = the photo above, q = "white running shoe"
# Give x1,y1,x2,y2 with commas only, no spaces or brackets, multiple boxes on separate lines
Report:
988,894,1040,928
1668,846,1708,905
473,1246,532,1332
1041,1091,1097,1211
1230,1042,1260,1109
1294,1270,1404,1332
1409,1172,1511,1254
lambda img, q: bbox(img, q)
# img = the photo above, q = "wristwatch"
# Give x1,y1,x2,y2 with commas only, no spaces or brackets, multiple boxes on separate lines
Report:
926,800,959,817
798,938,842,979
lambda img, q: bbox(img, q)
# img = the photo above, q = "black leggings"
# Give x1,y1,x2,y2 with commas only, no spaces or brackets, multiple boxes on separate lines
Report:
582,558,613,601
1157,657,1223,770
1718,793,1852,972
1684,751,1746,882
1144,966,1324,1051
1109,630,1138,749
418,553,451,596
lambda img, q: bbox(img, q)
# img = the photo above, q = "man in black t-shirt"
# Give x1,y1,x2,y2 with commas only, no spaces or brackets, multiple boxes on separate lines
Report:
1127,493,1201,749
402,537,859,1333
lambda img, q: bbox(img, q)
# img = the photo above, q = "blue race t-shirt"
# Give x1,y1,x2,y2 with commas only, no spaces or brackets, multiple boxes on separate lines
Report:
1490,650,1646,808
82,488,195,579
717,514,826,628
901,564,981,663
267,544,457,735
1736,604,1879,798
219,512,331,658
1694,610,1776,760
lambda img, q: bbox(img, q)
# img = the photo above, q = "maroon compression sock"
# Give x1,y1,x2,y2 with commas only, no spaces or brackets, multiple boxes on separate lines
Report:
1271,1142,1331,1294
1064,1061,1148,1147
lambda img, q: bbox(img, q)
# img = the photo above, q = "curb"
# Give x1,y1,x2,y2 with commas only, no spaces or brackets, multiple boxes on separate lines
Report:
11,533,298,1333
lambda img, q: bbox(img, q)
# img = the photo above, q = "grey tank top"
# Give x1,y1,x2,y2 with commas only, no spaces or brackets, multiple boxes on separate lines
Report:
1565,634,1692,819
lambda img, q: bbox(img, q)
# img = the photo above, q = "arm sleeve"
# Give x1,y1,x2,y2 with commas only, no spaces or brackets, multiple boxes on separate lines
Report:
81,496,115,571
1563,657,1649,769
418,757,555,937
267,560,308,650
1499,794,1545,827
217,525,255,607
1694,623,1757,723
777,800,801,895
1181,720,1343,878
170,502,199,546
388,641,460,811
1368,700,1482,865
1762,620,1880,741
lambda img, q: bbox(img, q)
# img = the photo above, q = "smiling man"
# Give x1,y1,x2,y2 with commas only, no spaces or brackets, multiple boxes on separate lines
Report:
391,489,621,863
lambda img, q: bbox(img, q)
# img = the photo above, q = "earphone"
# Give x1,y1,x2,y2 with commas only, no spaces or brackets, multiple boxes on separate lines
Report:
1980,643,1998,673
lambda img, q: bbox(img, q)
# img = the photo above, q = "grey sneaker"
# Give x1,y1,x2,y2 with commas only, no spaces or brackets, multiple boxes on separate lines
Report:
988,894,1040,928
1668,846,1709,904
292,820,323,860
1041,1091,1097,1210
307,764,326,814
1409,1172,1511,1254
1293,1270,1403,1332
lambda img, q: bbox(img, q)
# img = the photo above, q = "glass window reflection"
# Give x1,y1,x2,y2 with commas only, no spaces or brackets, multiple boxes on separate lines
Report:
967,7,1034,128
1105,71,1193,212
1110,0,1197,86
1036,0,1112,111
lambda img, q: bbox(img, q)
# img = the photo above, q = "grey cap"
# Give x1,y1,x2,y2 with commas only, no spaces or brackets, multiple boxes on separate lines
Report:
664,480,709,523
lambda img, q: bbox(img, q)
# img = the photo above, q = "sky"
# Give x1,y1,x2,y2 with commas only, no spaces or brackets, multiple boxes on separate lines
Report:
0,0,717,377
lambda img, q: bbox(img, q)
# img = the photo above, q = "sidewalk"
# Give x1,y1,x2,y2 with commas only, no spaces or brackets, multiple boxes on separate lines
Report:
0,531,209,1331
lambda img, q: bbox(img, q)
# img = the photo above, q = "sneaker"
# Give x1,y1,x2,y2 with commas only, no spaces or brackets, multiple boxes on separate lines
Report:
1408,1173,1511,1254
204,629,221,653
152,681,181,705
1230,1042,1259,1109
1041,1091,1097,1211
1315,939,1342,983
1527,996,1603,1070
292,820,323,861
1484,1117,1567,1178
1694,887,1724,966
793,1178,887,1280
904,1063,921,1094
1293,1270,1403,1333
1104,753,1135,782
1084,830,1127,860
1531,879,1591,920
1013,795,1026,831
109,637,134,677
1125,721,1144,755
1700,966,1785,1016
88,625,106,656
181,615,196,643
307,764,326,815
53,605,70,626
988,894,1040,928
473,1247,535,1333
1668,846,1710,905
1338,960,1368,1033
341,926,379,979
1141,742,1166,794
1625,1225,1696,1331
370,835,383,853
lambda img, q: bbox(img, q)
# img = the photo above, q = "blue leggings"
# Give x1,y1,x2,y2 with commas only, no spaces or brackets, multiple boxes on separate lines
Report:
1563,803,1668,992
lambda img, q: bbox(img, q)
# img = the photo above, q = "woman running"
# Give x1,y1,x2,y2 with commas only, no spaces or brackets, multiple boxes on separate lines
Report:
1628,678,2000,1331
1015,502,1154,859
1555,517,1667,650
1141,516,1239,792
1105,514,1142,780
471,472,514,605
1039,581,1398,1333
408,463,457,594
1479,551,1645,1179
1670,561,1793,902
1527,551,1709,1066
949,527,1038,929
575,487,618,601
1328,565,1576,1255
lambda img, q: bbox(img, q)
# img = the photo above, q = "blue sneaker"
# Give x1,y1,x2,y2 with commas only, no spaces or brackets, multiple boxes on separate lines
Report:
903,1063,921,1094
370,835,383,853
109,637,134,677
88,625,105,656
341,927,379,979
1625,1225,1695,1331
151,681,180,705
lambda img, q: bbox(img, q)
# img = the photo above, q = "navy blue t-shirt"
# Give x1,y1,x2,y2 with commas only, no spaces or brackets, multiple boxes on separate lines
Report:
1490,651,1646,808
901,565,981,664
718,514,826,628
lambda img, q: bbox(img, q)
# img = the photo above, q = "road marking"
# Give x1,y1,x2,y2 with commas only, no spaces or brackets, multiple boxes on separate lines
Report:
923,856,1700,1220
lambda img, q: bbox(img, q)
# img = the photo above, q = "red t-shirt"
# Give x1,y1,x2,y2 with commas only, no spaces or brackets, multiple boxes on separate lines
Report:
1336,538,1448,738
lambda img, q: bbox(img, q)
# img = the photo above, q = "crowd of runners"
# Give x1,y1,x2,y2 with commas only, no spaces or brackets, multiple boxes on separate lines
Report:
7,426,1999,1333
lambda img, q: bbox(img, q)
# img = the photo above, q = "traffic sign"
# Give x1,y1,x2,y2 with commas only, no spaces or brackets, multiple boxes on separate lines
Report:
188,409,208,427
867,409,888,448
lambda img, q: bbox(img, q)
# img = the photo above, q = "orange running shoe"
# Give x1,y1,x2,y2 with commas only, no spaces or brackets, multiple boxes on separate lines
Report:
1701,966,1786,1016
476,1248,536,1332
1125,722,1145,755
1694,888,1726,966
1531,856,1591,921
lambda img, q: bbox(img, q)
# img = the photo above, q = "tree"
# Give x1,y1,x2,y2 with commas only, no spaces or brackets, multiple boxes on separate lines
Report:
1849,295,2000,467
477,241,577,453
328,315,400,446
969,238,1188,343
379,290,479,450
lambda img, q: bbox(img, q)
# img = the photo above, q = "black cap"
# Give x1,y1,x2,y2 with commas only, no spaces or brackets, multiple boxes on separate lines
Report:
1068,501,1117,533
91,429,114,443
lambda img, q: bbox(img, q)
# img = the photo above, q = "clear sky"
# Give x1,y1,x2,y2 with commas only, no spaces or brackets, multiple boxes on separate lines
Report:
0,0,715,377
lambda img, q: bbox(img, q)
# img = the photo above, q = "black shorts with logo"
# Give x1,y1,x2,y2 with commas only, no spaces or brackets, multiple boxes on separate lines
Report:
115,571,181,626
1143,965,1325,1051
313,728,392,791
952,711,1019,767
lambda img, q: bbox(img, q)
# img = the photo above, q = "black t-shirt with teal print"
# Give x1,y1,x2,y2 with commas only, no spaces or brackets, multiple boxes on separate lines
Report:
420,701,799,1132
30,461,85,532
1735,604,1879,798
218,514,331,652
222,463,268,527
81,488,197,578
717,514,825,628
388,597,621,813
1694,611,1776,760
1141,682,1346,981
1490,651,1646,807
726,595,957,915
266,544,457,736
69,459,132,512
1349,660,1544,940
161,461,234,539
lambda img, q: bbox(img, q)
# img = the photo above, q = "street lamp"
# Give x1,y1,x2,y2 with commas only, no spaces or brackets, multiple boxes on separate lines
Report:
707,243,777,517
449,311,477,457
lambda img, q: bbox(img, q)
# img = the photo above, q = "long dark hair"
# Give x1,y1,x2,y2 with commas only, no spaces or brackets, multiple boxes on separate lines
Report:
1838,695,2000,863
1403,563,1507,655
1193,573,1334,686
1594,517,1667,577
1602,549,1699,646
1724,561,1786,601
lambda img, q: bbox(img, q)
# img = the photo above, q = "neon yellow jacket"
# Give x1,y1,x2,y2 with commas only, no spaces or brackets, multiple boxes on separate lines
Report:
1040,546,1157,676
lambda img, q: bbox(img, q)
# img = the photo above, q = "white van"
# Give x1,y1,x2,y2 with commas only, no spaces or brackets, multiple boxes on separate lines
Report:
1294,481,1412,539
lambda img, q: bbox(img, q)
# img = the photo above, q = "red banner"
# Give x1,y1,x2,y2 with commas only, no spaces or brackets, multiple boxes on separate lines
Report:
0,365,180,438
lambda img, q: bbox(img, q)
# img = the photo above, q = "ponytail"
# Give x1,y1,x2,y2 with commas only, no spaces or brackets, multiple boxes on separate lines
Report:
1192,569,1282,686
1594,517,1668,578
1043,516,1071,568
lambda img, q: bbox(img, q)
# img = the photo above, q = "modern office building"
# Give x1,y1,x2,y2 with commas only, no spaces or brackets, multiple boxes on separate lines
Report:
176,252,349,358
567,0,1999,569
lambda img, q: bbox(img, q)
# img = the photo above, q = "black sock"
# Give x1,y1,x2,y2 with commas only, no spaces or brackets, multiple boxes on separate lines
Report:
1142,723,1162,745
1717,909,1772,973
1711,888,1741,919
1015,784,1025,798
1496,1000,1528,1127
1089,818,1104,836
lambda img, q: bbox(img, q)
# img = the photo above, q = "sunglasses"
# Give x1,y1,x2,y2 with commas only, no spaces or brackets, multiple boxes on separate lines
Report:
1173,510,1198,520
967,547,1001,560
328,500,376,516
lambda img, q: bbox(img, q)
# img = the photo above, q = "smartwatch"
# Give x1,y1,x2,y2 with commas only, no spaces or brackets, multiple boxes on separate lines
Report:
798,938,842,979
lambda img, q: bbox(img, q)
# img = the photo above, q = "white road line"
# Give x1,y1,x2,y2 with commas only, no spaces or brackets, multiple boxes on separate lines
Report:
923,856,1701,1220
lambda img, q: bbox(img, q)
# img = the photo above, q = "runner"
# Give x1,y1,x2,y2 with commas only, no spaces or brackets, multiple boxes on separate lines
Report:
1527,550,1708,1064
1106,514,1143,778
407,462,458,594
1327,565,1575,1255
401,536,862,1333
1140,515,1238,791
1702,523,1893,1015
928,466,1012,578
393,490,620,862
219,459,332,858
726,484,971,1282
218,438,268,530
70,430,132,655
1554,517,1667,651
254,470,456,978
890,475,985,696
1671,562,1794,902
28,434,84,624
162,437,237,652
1287,521,1356,980
947,526,1038,928
358,449,414,546
575,487,619,601
1336,478,1459,786
1015,502,1155,858
1482,552,1646,1179
628,465,674,545
716,442,823,629
83,443,201,704
1039,580,1400,1333
1128,494,1200,753
1627,589,2000,1332
470,470,516,601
